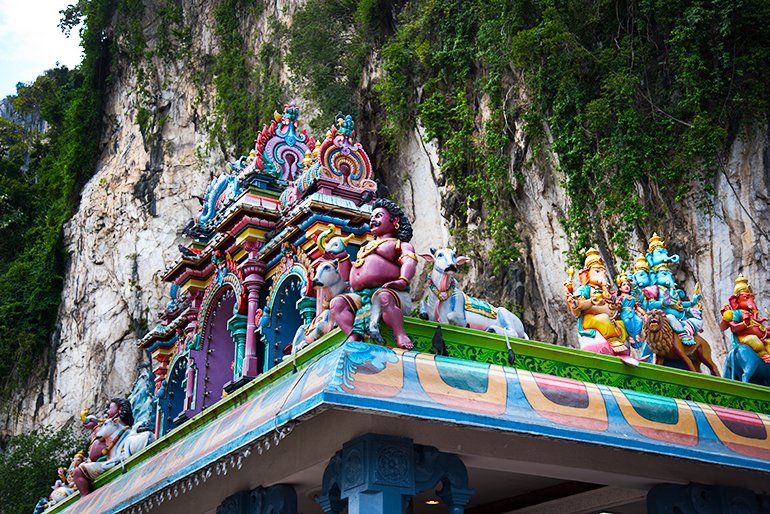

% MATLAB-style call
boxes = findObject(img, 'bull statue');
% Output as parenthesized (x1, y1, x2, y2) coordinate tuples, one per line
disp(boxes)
(419, 247, 528, 339)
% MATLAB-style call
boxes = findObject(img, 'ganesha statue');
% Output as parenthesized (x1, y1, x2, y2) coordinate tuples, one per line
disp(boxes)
(721, 274, 770, 362)
(565, 248, 635, 364)
(721, 275, 770, 384)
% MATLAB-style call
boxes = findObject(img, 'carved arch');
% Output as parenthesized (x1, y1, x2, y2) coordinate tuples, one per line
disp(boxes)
(194, 259, 248, 351)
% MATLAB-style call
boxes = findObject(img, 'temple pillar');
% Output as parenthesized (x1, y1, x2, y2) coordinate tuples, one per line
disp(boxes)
(183, 291, 203, 412)
(239, 241, 266, 378)
(316, 433, 474, 514)
(184, 361, 196, 411)
(227, 313, 248, 379)
(297, 295, 317, 325)
(647, 483, 770, 513)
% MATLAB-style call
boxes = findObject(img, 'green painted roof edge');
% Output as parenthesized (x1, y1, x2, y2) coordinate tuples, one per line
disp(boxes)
(399, 318, 770, 414)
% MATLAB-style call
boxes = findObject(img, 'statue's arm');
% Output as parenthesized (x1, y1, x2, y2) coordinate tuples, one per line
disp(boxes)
(565, 291, 591, 317)
(383, 242, 417, 290)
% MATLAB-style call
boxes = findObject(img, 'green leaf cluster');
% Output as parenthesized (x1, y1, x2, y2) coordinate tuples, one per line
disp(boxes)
(0, 427, 88, 514)
(508, 0, 770, 263)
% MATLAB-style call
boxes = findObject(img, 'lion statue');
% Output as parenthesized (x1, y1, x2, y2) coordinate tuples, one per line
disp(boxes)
(642, 309, 719, 375)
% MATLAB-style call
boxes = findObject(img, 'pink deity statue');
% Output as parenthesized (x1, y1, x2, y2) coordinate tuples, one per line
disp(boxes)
(329, 198, 417, 349)
(721, 274, 770, 363)
(72, 398, 135, 495)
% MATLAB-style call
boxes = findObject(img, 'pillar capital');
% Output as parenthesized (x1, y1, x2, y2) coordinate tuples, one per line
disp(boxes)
(317, 433, 474, 514)
(216, 484, 297, 514)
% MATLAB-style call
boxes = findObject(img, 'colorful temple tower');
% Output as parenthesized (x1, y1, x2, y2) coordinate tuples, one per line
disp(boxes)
(139, 106, 377, 436)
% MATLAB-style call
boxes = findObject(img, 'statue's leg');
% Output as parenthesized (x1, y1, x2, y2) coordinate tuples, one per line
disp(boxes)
(667, 315, 694, 345)
(419, 298, 429, 320)
(743, 354, 759, 383)
(377, 290, 413, 350)
(739, 335, 770, 362)
(330, 296, 362, 341)
(694, 340, 720, 376)
(368, 295, 385, 345)
(72, 465, 92, 496)
(671, 342, 698, 372)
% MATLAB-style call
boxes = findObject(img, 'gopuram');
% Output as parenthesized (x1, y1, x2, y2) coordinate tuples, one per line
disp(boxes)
(35, 106, 770, 514)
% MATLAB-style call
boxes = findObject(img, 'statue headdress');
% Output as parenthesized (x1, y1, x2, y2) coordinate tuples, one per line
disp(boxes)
(615, 272, 630, 287)
(647, 232, 665, 253)
(633, 254, 649, 272)
(582, 248, 604, 270)
(734, 274, 752, 295)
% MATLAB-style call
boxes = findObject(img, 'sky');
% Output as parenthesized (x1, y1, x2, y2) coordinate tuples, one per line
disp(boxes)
(0, 0, 83, 98)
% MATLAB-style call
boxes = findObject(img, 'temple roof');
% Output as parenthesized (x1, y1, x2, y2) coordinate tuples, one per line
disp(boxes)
(49, 320, 770, 514)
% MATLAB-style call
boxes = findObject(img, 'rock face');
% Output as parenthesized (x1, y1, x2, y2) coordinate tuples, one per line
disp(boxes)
(4, 1, 770, 434)
(0, 97, 47, 134)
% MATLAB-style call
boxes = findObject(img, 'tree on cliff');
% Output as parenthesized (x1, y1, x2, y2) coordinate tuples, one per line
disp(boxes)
(0, 427, 87, 514)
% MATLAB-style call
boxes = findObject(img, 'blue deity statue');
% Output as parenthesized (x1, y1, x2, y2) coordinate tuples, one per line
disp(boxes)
(645, 233, 681, 269)
(616, 272, 644, 343)
(642, 234, 702, 346)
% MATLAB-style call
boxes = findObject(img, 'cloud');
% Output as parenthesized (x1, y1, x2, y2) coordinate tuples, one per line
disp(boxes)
(0, 0, 82, 98)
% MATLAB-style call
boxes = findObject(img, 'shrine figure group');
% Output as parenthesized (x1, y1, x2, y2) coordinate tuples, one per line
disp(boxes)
(564, 234, 718, 374)
(294, 199, 529, 354)
(34, 397, 155, 512)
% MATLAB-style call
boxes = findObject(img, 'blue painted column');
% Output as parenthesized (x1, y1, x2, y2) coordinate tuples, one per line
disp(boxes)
(647, 483, 770, 513)
(317, 433, 475, 514)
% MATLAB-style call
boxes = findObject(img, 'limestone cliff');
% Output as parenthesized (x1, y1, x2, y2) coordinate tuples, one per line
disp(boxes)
(4, 0, 770, 435)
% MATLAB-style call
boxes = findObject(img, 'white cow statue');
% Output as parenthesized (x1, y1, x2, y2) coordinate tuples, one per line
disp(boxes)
(419, 247, 528, 339)
(290, 258, 349, 354)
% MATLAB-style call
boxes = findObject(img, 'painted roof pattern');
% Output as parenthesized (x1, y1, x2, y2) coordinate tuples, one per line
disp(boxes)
(55, 340, 770, 514)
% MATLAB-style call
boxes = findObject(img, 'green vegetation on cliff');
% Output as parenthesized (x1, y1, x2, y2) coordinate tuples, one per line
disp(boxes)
(287, 0, 770, 266)
(212, 0, 285, 152)
(2, 0, 769, 396)
(0, 0, 115, 396)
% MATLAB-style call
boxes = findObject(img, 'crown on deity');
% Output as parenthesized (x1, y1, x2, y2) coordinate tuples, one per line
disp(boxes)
(734, 274, 753, 295)
(615, 272, 630, 286)
(647, 232, 666, 253)
(633, 254, 649, 272)
(583, 248, 604, 270)
(652, 262, 670, 272)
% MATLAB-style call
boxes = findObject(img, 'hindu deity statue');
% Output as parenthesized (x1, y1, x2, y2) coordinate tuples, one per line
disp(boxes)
(631, 254, 653, 302)
(32, 450, 87, 512)
(720, 274, 770, 363)
(564, 248, 630, 356)
(642, 234, 703, 346)
(616, 271, 645, 344)
(72, 397, 154, 495)
(329, 198, 417, 349)
(645, 232, 681, 269)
